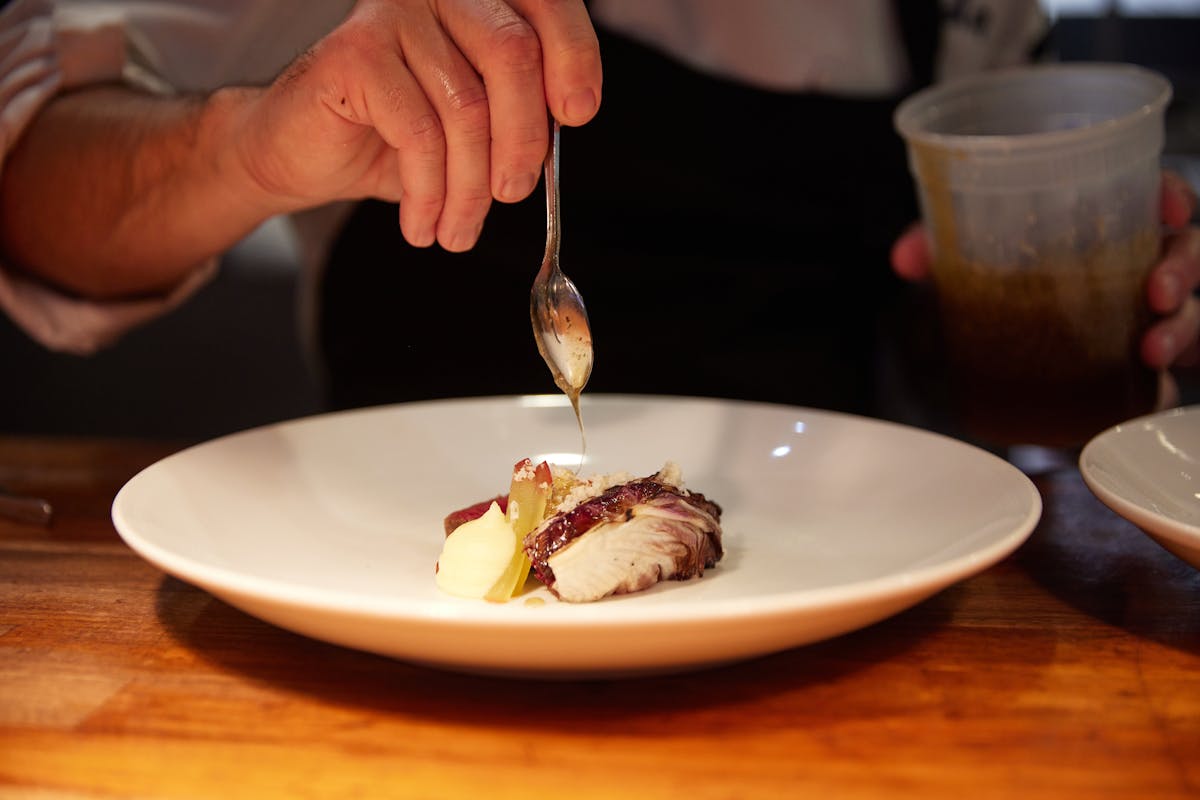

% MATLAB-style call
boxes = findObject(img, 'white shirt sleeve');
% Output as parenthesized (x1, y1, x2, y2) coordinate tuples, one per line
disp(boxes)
(938, 0, 1048, 81)
(0, 0, 354, 355)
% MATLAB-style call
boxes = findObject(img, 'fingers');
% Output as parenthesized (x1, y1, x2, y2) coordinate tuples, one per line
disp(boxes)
(1142, 294, 1200, 369)
(301, 0, 601, 251)
(1147, 226, 1200, 315)
(356, 0, 600, 248)
(1142, 225, 1200, 369)
(392, 3, 496, 250)
(366, 61, 451, 248)
(436, 0, 550, 206)
(443, 0, 601, 205)
(890, 222, 932, 281)
(509, 0, 602, 127)
(400, 0, 601, 244)
(316, 3, 453, 248)
(1161, 170, 1198, 229)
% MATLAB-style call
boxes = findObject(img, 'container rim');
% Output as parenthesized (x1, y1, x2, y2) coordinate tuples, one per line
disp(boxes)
(893, 62, 1172, 153)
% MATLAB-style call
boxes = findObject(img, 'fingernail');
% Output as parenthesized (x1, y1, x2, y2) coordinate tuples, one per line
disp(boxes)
(408, 227, 436, 248)
(563, 88, 597, 123)
(499, 173, 538, 202)
(446, 224, 482, 253)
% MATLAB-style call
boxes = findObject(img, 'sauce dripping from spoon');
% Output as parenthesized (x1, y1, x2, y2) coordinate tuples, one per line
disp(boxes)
(531, 120, 593, 464)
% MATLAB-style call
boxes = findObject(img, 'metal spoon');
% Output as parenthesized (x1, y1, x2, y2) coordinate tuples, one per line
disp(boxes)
(0, 488, 53, 526)
(531, 120, 593, 433)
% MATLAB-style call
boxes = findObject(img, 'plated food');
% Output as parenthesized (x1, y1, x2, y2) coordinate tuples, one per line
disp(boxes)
(438, 459, 724, 603)
(111, 395, 1042, 676)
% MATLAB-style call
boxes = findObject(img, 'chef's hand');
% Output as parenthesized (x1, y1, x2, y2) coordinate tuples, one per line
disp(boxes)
(889, 170, 1200, 378)
(231, 0, 601, 252)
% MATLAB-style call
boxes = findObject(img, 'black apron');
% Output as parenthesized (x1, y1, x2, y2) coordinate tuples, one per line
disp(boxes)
(317, 11, 937, 415)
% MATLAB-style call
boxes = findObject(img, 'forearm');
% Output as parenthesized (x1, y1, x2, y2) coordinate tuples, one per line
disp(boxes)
(0, 84, 279, 300)
(0, 0, 604, 300)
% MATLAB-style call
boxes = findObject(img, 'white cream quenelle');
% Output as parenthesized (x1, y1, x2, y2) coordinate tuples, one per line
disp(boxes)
(435, 501, 519, 600)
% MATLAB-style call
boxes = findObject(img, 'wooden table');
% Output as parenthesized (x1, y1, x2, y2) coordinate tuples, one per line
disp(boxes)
(2, 435, 1198, 799)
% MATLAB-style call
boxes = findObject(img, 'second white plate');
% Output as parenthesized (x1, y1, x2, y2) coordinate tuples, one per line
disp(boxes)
(1081, 405, 1200, 569)
(112, 395, 1041, 678)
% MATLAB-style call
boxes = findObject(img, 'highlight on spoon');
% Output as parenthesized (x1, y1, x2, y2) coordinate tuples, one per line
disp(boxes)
(546, 273, 592, 386)
(544, 322, 591, 392)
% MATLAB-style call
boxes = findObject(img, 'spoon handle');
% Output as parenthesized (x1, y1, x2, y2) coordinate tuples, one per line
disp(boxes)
(543, 120, 561, 266)
(0, 491, 53, 526)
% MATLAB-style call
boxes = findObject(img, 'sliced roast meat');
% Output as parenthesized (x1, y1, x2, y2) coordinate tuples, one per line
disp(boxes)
(524, 476, 723, 602)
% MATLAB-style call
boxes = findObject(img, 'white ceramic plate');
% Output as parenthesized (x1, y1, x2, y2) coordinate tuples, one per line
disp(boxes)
(1080, 405, 1200, 569)
(112, 395, 1041, 678)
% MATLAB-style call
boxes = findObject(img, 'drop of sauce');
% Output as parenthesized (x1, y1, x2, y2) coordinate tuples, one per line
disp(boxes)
(540, 316, 591, 468)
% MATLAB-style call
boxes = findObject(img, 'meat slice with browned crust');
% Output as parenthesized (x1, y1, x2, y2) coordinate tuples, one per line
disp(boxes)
(523, 473, 723, 603)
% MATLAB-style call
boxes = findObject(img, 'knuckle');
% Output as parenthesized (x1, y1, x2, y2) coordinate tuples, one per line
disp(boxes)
(445, 83, 489, 117)
(436, 79, 501, 151)
(443, 85, 493, 145)
(323, 23, 386, 73)
(455, 190, 494, 213)
(494, 122, 547, 167)
(405, 188, 445, 215)
(275, 46, 318, 89)
(403, 107, 447, 149)
(488, 17, 543, 72)
(497, 118, 545, 148)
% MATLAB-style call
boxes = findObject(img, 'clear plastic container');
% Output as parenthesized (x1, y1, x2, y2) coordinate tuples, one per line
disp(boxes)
(894, 63, 1172, 447)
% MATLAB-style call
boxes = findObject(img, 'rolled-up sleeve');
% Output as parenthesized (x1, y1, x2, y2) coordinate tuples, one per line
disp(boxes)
(0, 0, 217, 355)
(0, 0, 352, 354)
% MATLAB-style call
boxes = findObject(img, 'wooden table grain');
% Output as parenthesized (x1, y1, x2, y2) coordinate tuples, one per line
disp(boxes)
(1, 435, 1198, 799)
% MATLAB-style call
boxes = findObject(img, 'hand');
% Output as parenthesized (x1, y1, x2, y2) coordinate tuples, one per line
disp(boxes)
(889, 171, 1200, 373)
(231, 0, 602, 252)
(1142, 171, 1200, 370)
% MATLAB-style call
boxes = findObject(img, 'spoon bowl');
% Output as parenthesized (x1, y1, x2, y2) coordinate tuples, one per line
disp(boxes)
(531, 121, 593, 410)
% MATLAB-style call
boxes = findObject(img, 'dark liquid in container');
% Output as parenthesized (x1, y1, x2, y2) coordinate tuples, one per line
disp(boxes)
(934, 233, 1159, 448)
(945, 355, 1157, 448)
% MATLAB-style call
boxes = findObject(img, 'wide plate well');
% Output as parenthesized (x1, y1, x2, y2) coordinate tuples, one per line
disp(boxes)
(113, 395, 1041, 678)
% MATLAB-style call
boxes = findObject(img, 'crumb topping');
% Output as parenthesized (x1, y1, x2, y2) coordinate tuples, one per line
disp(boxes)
(547, 461, 685, 514)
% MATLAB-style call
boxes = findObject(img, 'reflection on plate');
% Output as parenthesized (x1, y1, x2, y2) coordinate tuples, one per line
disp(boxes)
(1080, 405, 1200, 569)
(112, 395, 1041, 678)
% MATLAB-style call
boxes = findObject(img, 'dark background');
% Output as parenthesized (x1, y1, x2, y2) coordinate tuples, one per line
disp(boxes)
(3, 4, 1199, 440)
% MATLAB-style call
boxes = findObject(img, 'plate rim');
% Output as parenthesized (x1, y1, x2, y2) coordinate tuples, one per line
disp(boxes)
(1079, 404, 1200, 547)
